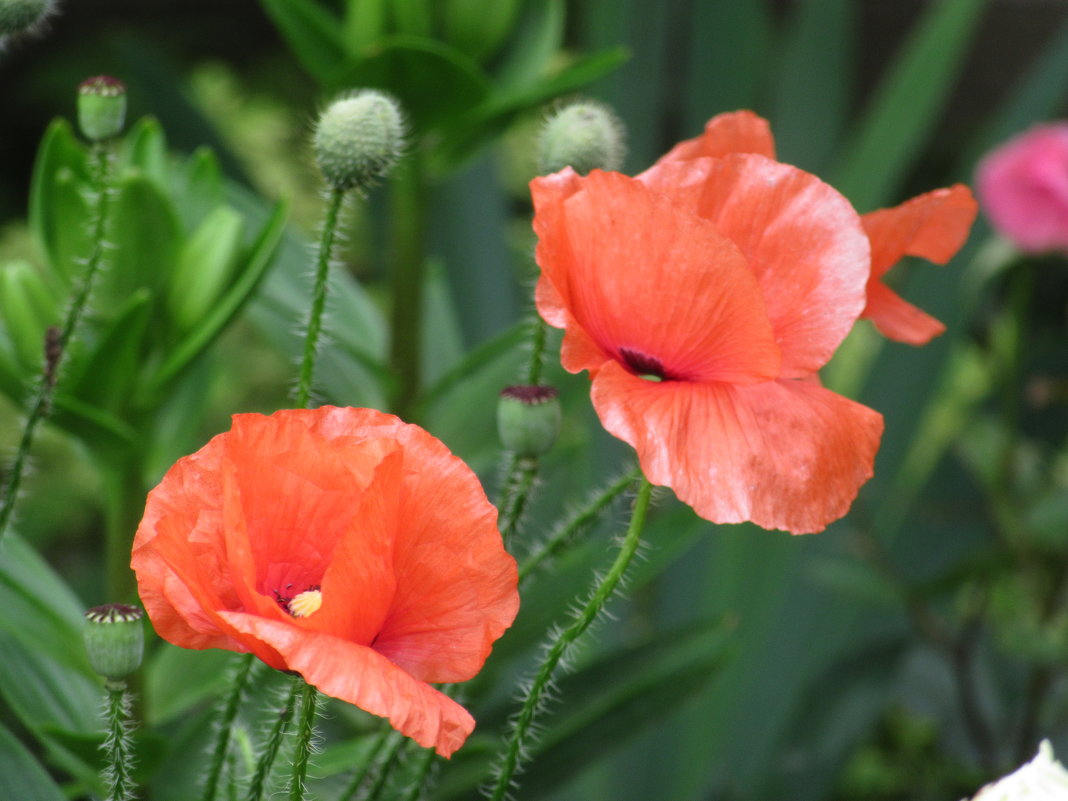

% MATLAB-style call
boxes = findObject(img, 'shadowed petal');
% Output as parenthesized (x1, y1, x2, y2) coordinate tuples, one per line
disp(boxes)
(219, 613, 474, 757)
(864, 281, 946, 345)
(590, 361, 883, 534)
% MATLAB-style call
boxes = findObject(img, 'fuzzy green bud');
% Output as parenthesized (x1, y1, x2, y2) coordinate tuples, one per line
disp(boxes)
(498, 385, 562, 458)
(0, 0, 54, 36)
(538, 101, 625, 176)
(84, 604, 144, 684)
(314, 90, 405, 191)
(77, 76, 126, 142)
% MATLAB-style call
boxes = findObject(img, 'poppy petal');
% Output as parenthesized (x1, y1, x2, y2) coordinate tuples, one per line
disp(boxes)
(367, 420, 520, 683)
(862, 184, 977, 280)
(218, 612, 474, 758)
(533, 170, 781, 383)
(864, 281, 946, 345)
(590, 361, 883, 534)
(639, 154, 870, 377)
(655, 110, 776, 163)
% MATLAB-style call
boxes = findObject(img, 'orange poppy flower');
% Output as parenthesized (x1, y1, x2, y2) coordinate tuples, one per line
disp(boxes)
(531, 116, 886, 534)
(659, 110, 978, 345)
(131, 406, 519, 757)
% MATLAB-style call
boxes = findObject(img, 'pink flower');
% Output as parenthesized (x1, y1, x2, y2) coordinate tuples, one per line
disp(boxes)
(976, 123, 1068, 253)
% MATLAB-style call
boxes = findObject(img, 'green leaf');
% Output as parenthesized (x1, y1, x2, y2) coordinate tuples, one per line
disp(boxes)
(417, 320, 527, 415)
(390, 0, 433, 38)
(147, 200, 287, 396)
(144, 644, 235, 726)
(0, 260, 60, 371)
(118, 117, 170, 191)
(167, 206, 245, 332)
(104, 172, 182, 318)
(442, 0, 522, 62)
(50, 393, 138, 457)
(830, 0, 990, 210)
(63, 289, 153, 410)
(0, 722, 67, 801)
(174, 146, 225, 232)
(259, 0, 350, 84)
(344, 0, 389, 53)
(494, 0, 566, 91)
(335, 35, 491, 131)
(27, 119, 91, 287)
(0, 533, 100, 741)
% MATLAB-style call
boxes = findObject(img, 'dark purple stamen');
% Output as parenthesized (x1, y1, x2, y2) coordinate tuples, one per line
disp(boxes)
(619, 347, 673, 381)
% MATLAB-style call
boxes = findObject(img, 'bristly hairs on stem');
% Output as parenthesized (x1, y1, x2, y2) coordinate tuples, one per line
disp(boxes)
(286, 681, 322, 801)
(101, 684, 137, 801)
(0, 142, 114, 542)
(200, 653, 259, 801)
(243, 675, 301, 801)
(485, 478, 654, 801)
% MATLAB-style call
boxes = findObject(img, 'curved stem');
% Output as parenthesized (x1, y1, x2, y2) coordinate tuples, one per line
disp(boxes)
(489, 478, 654, 801)
(244, 677, 300, 801)
(498, 455, 539, 543)
(294, 187, 345, 410)
(0, 145, 112, 541)
(201, 654, 256, 801)
(519, 467, 642, 584)
(288, 681, 320, 801)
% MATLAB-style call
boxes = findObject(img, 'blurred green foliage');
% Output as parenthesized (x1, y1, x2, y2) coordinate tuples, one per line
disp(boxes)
(1, 1, 1068, 800)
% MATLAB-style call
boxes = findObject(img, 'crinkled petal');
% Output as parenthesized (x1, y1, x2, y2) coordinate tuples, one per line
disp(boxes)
(590, 361, 883, 534)
(218, 612, 474, 757)
(655, 110, 776, 163)
(369, 419, 520, 683)
(533, 170, 781, 383)
(639, 155, 870, 377)
(864, 281, 946, 346)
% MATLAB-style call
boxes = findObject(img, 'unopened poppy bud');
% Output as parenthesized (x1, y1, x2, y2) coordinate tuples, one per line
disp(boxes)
(314, 90, 405, 191)
(77, 76, 126, 142)
(538, 101, 625, 176)
(0, 0, 54, 35)
(498, 385, 561, 457)
(84, 604, 143, 683)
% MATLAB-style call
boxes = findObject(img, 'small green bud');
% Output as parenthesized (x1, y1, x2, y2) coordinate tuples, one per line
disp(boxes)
(77, 76, 126, 142)
(314, 90, 405, 191)
(84, 604, 144, 684)
(538, 101, 625, 176)
(498, 385, 562, 458)
(0, 0, 54, 36)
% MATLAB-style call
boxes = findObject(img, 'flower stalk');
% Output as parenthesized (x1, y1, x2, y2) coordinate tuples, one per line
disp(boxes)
(489, 477, 654, 801)
(201, 654, 256, 801)
(244, 676, 299, 801)
(288, 681, 320, 801)
(103, 684, 137, 801)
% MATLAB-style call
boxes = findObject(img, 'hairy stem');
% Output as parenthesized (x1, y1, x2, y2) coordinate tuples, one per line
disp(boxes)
(498, 455, 539, 543)
(0, 145, 112, 542)
(244, 677, 300, 801)
(288, 682, 320, 801)
(201, 654, 256, 801)
(295, 187, 345, 409)
(103, 684, 136, 801)
(489, 478, 654, 801)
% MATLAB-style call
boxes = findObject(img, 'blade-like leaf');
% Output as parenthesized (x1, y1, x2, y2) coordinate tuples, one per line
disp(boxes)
(167, 205, 245, 332)
(0, 722, 67, 801)
(259, 0, 350, 83)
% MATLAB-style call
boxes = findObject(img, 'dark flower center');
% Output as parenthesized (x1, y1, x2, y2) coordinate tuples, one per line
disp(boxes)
(619, 347, 673, 382)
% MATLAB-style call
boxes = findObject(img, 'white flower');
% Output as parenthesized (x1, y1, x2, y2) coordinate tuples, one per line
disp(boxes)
(970, 741, 1068, 801)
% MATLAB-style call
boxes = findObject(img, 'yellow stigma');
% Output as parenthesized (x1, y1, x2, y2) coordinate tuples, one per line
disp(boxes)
(288, 589, 322, 618)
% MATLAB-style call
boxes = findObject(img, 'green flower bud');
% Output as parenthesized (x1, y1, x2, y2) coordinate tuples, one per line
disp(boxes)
(498, 385, 562, 458)
(538, 101, 625, 176)
(77, 76, 127, 142)
(84, 604, 144, 684)
(314, 90, 405, 191)
(0, 0, 54, 36)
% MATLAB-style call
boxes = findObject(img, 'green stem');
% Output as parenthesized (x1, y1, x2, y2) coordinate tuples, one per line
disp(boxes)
(337, 729, 395, 801)
(288, 682, 320, 801)
(498, 455, 539, 543)
(361, 731, 406, 801)
(103, 684, 136, 801)
(0, 145, 112, 542)
(489, 478, 654, 801)
(295, 187, 345, 410)
(388, 152, 428, 419)
(102, 458, 147, 603)
(524, 315, 548, 386)
(397, 744, 436, 801)
(519, 466, 642, 584)
(201, 654, 256, 801)
(244, 677, 300, 801)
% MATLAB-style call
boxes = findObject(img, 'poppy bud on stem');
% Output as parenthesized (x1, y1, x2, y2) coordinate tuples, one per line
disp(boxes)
(538, 100, 625, 176)
(77, 76, 126, 142)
